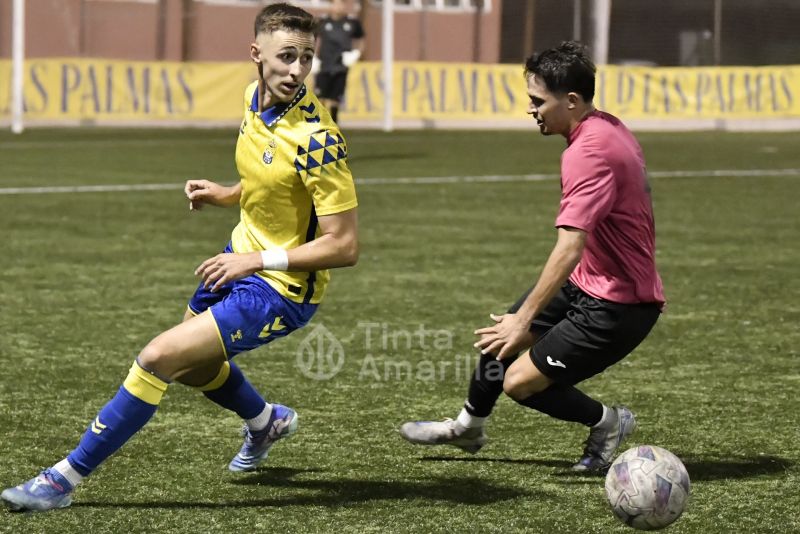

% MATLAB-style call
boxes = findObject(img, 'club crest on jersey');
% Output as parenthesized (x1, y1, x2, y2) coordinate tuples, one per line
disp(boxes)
(263, 139, 277, 165)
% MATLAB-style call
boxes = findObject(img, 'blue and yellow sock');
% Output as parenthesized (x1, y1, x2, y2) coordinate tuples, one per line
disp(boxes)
(200, 361, 267, 421)
(66, 361, 169, 476)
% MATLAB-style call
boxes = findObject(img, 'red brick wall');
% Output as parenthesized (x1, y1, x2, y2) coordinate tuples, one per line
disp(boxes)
(0, 0, 502, 63)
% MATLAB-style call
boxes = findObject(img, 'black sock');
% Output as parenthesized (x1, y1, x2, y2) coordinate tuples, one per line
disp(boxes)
(463, 286, 535, 418)
(515, 383, 604, 426)
(464, 353, 516, 417)
(331, 106, 339, 122)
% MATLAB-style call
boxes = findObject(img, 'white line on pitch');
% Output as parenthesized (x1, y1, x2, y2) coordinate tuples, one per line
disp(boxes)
(0, 183, 184, 194)
(0, 168, 798, 195)
(0, 139, 235, 150)
(356, 168, 800, 185)
(648, 168, 800, 178)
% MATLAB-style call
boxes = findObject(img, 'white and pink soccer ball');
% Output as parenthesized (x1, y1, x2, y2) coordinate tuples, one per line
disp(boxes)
(605, 445, 691, 530)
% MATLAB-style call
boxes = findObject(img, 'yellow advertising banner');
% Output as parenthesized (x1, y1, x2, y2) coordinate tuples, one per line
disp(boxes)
(342, 62, 524, 119)
(0, 58, 254, 121)
(344, 63, 800, 120)
(596, 65, 797, 118)
(1, 58, 798, 123)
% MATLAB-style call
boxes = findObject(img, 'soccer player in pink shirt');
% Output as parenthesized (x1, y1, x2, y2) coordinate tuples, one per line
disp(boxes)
(400, 41, 665, 472)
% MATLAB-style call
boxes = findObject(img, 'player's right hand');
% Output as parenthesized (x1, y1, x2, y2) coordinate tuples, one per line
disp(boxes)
(195, 251, 262, 292)
(474, 313, 534, 360)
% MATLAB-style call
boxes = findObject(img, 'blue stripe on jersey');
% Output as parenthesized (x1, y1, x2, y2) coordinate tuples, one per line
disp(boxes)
(303, 206, 318, 304)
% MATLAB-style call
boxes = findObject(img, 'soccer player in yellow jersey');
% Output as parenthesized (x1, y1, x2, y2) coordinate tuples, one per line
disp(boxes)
(2, 3, 358, 512)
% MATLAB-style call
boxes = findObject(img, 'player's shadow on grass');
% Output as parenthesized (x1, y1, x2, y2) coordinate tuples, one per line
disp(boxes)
(76, 466, 537, 509)
(420, 454, 794, 483)
(675, 454, 792, 482)
(421, 455, 574, 469)
(230, 466, 535, 506)
(420, 455, 603, 484)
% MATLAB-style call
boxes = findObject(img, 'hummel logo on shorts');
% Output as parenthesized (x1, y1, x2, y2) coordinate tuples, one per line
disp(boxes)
(546, 355, 567, 368)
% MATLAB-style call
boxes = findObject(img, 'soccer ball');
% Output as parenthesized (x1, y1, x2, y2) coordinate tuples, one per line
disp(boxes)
(605, 445, 691, 530)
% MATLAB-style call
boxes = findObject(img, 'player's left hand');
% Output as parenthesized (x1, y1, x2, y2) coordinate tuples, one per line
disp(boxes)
(474, 313, 534, 360)
(195, 252, 261, 292)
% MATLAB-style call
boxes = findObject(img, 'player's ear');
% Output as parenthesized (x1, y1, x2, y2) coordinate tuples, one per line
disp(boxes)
(250, 42, 261, 64)
(566, 91, 580, 109)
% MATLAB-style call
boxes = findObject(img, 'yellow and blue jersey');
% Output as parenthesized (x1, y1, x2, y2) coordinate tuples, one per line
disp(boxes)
(230, 81, 358, 304)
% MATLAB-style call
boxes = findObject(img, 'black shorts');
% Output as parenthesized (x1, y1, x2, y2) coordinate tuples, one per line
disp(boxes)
(508, 282, 661, 385)
(314, 70, 348, 101)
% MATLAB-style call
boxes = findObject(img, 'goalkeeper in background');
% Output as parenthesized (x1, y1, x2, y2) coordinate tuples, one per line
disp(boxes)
(313, 0, 365, 122)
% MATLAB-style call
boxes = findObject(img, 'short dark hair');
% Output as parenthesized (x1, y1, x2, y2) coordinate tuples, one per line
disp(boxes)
(524, 41, 596, 102)
(254, 3, 317, 37)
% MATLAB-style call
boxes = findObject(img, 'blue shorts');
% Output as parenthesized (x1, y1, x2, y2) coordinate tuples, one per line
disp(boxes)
(188, 245, 317, 358)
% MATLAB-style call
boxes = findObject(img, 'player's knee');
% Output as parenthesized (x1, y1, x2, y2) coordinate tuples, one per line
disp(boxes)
(503, 368, 550, 401)
(136, 342, 173, 377)
(503, 372, 530, 401)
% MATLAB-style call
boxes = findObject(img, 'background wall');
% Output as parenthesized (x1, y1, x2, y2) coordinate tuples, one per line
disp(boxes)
(0, 0, 502, 63)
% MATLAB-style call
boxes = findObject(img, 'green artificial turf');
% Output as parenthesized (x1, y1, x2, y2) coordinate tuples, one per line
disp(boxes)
(0, 128, 797, 533)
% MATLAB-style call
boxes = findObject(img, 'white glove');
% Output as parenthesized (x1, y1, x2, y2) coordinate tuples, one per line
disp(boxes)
(311, 55, 321, 76)
(341, 49, 361, 68)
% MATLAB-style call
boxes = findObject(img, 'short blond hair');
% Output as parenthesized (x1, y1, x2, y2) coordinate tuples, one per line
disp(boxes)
(254, 3, 317, 37)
